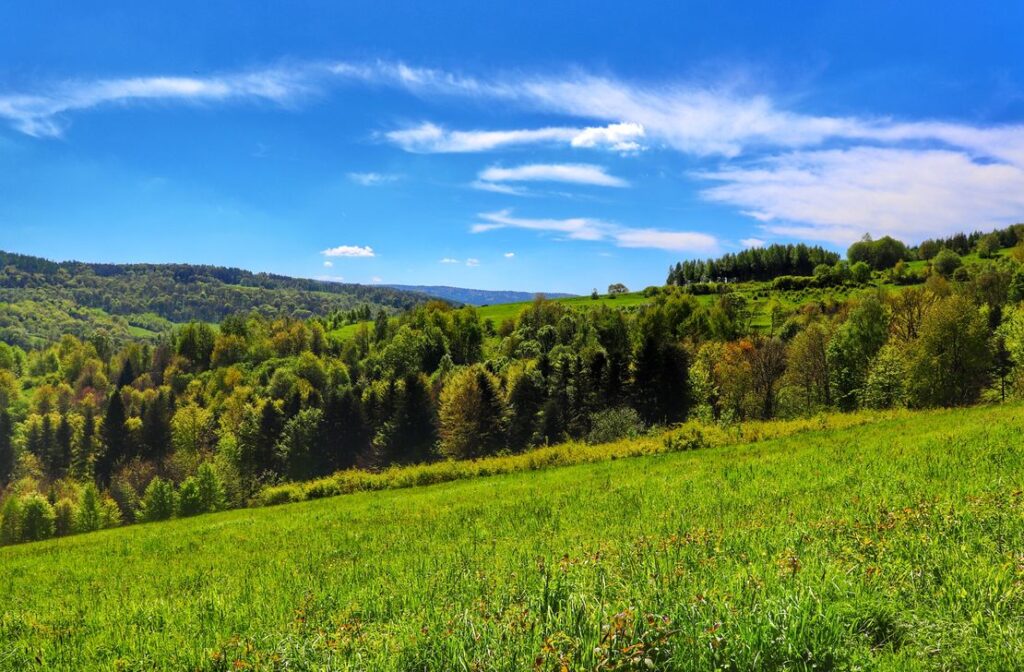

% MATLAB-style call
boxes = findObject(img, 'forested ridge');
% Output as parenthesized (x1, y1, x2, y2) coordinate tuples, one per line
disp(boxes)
(0, 250, 431, 349)
(2, 226, 1024, 546)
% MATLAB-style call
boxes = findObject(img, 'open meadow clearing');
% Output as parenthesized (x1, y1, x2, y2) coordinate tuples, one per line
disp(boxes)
(2, 403, 1023, 670)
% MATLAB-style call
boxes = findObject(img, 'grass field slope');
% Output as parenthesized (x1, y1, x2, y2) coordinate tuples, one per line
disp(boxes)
(2, 403, 1023, 670)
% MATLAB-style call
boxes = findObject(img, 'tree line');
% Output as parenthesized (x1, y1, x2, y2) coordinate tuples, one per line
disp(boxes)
(3, 234, 1024, 545)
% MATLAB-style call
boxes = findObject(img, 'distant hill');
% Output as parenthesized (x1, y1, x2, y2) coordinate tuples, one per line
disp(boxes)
(0, 250, 431, 349)
(387, 285, 575, 306)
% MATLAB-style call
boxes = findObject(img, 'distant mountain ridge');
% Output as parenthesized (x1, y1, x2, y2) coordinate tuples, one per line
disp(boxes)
(0, 249, 432, 348)
(387, 285, 576, 306)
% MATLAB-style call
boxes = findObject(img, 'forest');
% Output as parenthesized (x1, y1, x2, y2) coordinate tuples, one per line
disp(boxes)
(0, 251, 429, 349)
(2, 225, 1024, 546)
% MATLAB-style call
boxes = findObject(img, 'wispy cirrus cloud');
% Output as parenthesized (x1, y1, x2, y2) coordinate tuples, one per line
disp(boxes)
(472, 209, 718, 253)
(0, 67, 319, 137)
(7, 59, 1024, 246)
(477, 163, 628, 188)
(321, 244, 375, 258)
(347, 171, 399, 186)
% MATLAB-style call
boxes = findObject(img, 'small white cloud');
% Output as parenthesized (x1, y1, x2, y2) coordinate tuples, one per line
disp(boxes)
(570, 122, 646, 153)
(478, 163, 628, 188)
(740, 238, 766, 248)
(504, 252, 515, 258)
(465, 258, 480, 267)
(470, 180, 531, 196)
(323, 260, 334, 268)
(440, 257, 460, 264)
(316, 274, 346, 282)
(347, 172, 399, 186)
(614, 228, 719, 253)
(370, 276, 383, 284)
(385, 122, 577, 153)
(322, 245, 375, 258)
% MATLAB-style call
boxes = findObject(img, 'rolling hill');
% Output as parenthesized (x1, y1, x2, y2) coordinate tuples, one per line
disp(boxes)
(0, 250, 432, 348)
(1, 402, 1021, 669)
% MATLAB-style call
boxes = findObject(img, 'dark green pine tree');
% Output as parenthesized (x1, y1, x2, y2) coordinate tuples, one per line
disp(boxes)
(632, 328, 691, 426)
(73, 404, 97, 480)
(141, 392, 174, 462)
(390, 374, 438, 464)
(255, 400, 284, 476)
(54, 414, 73, 479)
(96, 389, 128, 486)
(0, 409, 14, 486)
(320, 388, 368, 473)
(506, 369, 546, 452)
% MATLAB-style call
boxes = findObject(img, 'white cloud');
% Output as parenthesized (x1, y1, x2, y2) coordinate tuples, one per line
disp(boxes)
(570, 122, 646, 153)
(465, 258, 480, 267)
(469, 180, 532, 196)
(323, 260, 334, 268)
(347, 172, 398, 186)
(478, 163, 628, 188)
(370, 276, 383, 284)
(471, 209, 718, 253)
(614, 228, 719, 252)
(385, 122, 578, 153)
(700, 147, 1024, 245)
(384, 120, 649, 155)
(316, 274, 346, 282)
(504, 251, 515, 258)
(440, 257, 460, 264)
(740, 238, 766, 248)
(0, 68, 317, 137)
(321, 245, 375, 258)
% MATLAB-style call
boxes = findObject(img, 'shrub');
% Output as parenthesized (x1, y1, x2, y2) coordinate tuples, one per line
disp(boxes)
(19, 494, 56, 542)
(932, 249, 962, 278)
(138, 477, 176, 522)
(100, 496, 122, 529)
(196, 463, 226, 513)
(586, 407, 645, 444)
(663, 427, 708, 452)
(176, 477, 203, 517)
(76, 483, 103, 533)
(0, 496, 22, 544)
(53, 498, 78, 536)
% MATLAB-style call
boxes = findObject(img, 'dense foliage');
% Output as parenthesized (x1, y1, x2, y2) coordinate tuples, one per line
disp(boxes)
(0, 250, 429, 349)
(667, 243, 840, 284)
(4, 228, 1024, 547)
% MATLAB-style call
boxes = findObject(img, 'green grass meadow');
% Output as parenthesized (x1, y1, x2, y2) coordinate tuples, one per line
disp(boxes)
(3, 404, 1024, 670)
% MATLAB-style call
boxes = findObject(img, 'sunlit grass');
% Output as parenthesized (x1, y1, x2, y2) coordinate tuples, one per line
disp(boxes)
(2, 403, 1023, 669)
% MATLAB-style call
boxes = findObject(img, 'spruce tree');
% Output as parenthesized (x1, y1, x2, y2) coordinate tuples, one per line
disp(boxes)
(97, 389, 127, 486)
(0, 409, 14, 487)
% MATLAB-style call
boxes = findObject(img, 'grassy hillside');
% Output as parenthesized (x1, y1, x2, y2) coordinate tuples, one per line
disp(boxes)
(2, 403, 1023, 670)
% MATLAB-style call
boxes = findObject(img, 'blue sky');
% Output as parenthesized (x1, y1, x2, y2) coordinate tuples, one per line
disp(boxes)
(1, 2, 1023, 293)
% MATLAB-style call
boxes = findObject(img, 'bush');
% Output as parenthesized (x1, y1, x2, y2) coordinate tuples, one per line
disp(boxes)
(196, 463, 226, 513)
(19, 494, 56, 542)
(176, 477, 203, 517)
(586, 407, 645, 444)
(138, 477, 176, 522)
(932, 249, 962, 278)
(53, 498, 78, 536)
(0, 496, 22, 544)
(663, 427, 708, 452)
(256, 483, 305, 507)
(76, 483, 103, 533)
